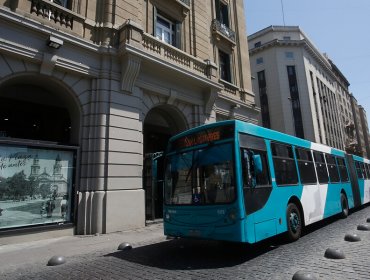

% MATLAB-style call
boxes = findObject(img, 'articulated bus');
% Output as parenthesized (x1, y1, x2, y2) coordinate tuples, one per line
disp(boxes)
(163, 120, 370, 243)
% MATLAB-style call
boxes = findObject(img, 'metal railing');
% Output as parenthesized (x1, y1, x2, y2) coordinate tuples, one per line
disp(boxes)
(211, 19, 235, 42)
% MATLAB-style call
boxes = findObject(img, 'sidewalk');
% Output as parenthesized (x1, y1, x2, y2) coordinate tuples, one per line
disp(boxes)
(0, 222, 166, 273)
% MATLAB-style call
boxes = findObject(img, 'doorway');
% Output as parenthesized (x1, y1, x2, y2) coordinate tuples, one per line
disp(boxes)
(143, 105, 187, 220)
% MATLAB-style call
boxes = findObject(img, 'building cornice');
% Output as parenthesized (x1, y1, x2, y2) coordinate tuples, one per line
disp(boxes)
(249, 38, 336, 81)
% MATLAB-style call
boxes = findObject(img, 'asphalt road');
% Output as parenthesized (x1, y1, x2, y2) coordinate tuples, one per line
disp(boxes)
(2, 205, 370, 279)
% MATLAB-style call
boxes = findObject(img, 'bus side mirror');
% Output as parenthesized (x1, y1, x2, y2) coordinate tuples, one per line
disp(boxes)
(253, 155, 263, 175)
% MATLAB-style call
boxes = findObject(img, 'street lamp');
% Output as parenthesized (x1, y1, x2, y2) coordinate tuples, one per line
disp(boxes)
(47, 35, 63, 49)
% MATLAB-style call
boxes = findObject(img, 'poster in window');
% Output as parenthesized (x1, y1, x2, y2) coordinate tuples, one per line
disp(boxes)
(0, 145, 74, 229)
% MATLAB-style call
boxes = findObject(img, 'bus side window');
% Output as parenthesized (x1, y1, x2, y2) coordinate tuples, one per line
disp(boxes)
(296, 148, 316, 184)
(360, 162, 367, 179)
(241, 148, 270, 188)
(271, 142, 298, 186)
(355, 161, 364, 179)
(366, 163, 370, 179)
(337, 157, 349, 182)
(313, 151, 329, 183)
(325, 154, 340, 183)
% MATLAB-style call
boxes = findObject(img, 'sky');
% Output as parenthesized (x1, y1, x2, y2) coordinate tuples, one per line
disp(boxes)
(244, 0, 370, 125)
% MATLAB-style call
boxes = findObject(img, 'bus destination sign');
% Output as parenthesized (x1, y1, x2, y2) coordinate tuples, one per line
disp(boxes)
(171, 124, 234, 150)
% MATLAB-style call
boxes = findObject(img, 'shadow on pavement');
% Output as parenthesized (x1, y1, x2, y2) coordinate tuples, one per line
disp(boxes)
(105, 237, 279, 270)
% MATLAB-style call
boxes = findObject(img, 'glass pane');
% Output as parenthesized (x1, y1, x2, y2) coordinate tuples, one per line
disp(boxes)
(155, 27, 162, 40)
(296, 148, 316, 184)
(273, 158, 298, 185)
(0, 145, 74, 230)
(316, 162, 329, 183)
(157, 16, 170, 28)
(328, 163, 340, 183)
(163, 31, 171, 44)
(164, 143, 235, 205)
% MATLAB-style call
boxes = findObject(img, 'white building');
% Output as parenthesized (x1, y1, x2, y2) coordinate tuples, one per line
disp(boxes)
(248, 26, 349, 150)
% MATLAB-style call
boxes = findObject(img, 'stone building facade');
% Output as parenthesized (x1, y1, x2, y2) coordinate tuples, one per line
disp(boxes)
(359, 106, 370, 158)
(248, 25, 369, 155)
(0, 0, 258, 238)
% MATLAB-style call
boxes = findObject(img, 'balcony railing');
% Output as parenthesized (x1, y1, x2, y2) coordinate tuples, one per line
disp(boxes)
(30, 0, 72, 29)
(211, 19, 235, 43)
(28, 0, 84, 34)
(142, 33, 208, 77)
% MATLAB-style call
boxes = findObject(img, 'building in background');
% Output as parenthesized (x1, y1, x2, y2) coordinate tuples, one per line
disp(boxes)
(0, 0, 258, 239)
(350, 97, 370, 158)
(248, 25, 369, 156)
(329, 60, 359, 155)
(359, 106, 370, 158)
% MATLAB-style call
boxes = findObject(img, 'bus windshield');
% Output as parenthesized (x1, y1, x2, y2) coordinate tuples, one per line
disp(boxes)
(164, 143, 235, 205)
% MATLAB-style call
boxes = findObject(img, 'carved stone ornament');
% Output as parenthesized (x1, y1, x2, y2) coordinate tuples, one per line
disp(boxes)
(121, 54, 141, 93)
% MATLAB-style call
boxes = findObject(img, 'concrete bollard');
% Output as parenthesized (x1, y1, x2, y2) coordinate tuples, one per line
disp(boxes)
(324, 248, 345, 259)
(344, 233, 361, 242)
(357, 224, 370, 231)
(47, 255, 66, 266)
(292, 270, 318, 280)
(117, 242, 132, 251)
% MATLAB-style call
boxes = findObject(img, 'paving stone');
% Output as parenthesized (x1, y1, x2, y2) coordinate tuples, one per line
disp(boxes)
(2, 207, 370, 279)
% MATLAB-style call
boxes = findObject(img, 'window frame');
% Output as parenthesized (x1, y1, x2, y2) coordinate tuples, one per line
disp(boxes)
(219, 49, 232, 83)
(240, 134, 271, 188)
(295, 148, 317, 185)
(52, 0, 69, 8)
(215, 0, 230, 27)
(271, 142, 298, 186)
(336, 157, 349, 182)
(366, 163, 370, 179)
(313, 151, 329, 184)
(325, 154, 340, 183)
(155, 13, 176, 45)
(153, 8, 182, 49)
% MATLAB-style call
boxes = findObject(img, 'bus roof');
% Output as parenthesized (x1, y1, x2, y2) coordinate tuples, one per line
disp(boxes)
(169, 120, 354, 158)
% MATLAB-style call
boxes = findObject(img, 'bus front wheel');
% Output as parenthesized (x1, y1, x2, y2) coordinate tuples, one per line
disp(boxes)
(340, 193, 349, 218)
(286, 203, 302, 242)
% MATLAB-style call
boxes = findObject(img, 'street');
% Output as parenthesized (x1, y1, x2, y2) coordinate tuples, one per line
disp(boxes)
(2, 206, 370, 279)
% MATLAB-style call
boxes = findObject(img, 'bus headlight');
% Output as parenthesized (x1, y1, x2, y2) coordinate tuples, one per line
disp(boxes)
(165, 213, 171, 220)
(228, 209, 237, 221)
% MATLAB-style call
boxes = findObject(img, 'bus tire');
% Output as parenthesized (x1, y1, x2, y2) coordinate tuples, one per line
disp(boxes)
(340, 193, 349, 218)
(286, 203, 302, 242)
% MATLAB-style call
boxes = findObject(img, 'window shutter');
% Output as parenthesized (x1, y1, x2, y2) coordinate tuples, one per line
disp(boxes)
(175, 22, 182, 49)
(153, 7, 157, 36)
(215, 0, 220, 20)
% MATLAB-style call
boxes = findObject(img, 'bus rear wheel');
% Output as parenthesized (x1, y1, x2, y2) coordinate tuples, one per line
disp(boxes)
(340, 193, 349, 218)
(286, 203, 302, 242)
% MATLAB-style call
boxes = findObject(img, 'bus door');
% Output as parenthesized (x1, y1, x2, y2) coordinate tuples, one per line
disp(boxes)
(239, 134, 274, 242)
(144, 152, 164, 220)
(345, 155, 362, 207)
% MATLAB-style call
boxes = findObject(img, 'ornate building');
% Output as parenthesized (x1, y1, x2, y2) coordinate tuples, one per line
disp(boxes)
(30, 155, 68, 197)
(0, 0, 257, 238)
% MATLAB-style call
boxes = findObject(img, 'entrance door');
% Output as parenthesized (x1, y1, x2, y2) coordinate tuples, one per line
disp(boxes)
(143, 106, 187, 220)
(144, 152, 164, 220)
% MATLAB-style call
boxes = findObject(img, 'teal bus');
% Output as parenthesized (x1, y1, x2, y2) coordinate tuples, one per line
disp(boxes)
(163, 120, 370, 243)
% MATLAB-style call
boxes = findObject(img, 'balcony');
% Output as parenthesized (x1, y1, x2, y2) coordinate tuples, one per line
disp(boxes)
(142, 33, 208, 77)
(211, 19, 236, 45)
(119, 20, 219, 85)
(4, 0, 86, 37)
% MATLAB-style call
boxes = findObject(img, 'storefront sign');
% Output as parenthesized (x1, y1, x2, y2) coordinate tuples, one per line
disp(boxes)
(0, 145, 75, 229)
